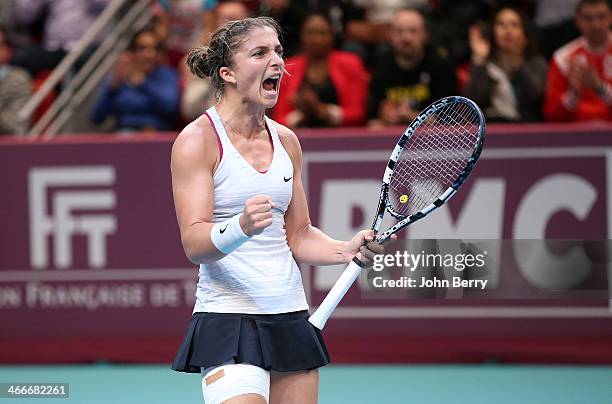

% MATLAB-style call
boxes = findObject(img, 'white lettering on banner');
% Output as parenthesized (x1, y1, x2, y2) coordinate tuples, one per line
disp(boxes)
(0, 281, 197, 310)
(0, 287, 22, 308)
(316, 179, 507, 291)
(150, 283, 181, 307)
(315, 174, 601, 293)
(25, 282, 146, 310)
(29, 166, 117, 269)
(316, 180, 380, 290)
(513, 174, 597, 238)
(407, 179, 506, 292)
(513, 174, 597, 289)
(407, 179, 506, 239)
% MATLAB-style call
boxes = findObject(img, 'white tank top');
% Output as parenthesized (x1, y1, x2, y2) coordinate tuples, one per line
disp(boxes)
(193, 106, 309, 314)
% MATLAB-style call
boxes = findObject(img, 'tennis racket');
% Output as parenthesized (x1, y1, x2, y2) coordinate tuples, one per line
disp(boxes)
(308, 96, 486, 329)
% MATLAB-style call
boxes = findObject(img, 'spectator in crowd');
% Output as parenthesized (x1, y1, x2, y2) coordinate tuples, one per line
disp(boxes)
(90, 28, 179, 132)
(367, 8, 457, 127)
(429, 0, 503, 64)
(543, 0, 611, 122)
(154, 0, 218, 67)
(0, 28, 32, 135)
(0, 0, 36, 49)
(345, 0, 429, 65)
(310, 0, 365, 44)
(259, 0, 365, 59)
(259, 0, 308, 58)
(272, 13, 369, 127)
(180, 1, 249, 121)
(534, 0, 581, 60)
(466, 7, 548, 122)
(11, 0, 110, 77)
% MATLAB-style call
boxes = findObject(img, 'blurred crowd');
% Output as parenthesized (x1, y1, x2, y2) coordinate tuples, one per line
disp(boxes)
(0, 0, 610, 135)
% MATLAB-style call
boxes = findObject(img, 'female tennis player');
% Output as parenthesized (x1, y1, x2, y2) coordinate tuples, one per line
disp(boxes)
(170, 17, 384, 404)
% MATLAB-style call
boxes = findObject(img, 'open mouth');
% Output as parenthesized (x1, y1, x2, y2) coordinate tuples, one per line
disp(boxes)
(262, 74, 281, 93)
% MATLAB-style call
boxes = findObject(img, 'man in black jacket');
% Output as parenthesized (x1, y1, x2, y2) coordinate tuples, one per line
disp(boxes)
(367, 8, 458, 127)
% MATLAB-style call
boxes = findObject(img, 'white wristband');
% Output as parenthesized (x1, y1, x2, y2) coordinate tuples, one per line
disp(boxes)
(210, 214, 251, 255)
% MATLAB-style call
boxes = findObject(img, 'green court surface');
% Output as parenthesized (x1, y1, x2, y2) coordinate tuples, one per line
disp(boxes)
(1, 364, 611, 403)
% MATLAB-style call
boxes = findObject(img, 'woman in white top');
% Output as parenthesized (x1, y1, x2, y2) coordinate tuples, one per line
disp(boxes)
(171, 17, 383, 404)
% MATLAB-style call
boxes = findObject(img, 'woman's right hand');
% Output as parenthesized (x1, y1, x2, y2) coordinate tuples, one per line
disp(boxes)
(469, 25, 490, 66)
(239, 195, 275, 236)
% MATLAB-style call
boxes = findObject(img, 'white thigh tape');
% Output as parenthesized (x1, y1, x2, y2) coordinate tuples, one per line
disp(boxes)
(201, 363, 270, 404)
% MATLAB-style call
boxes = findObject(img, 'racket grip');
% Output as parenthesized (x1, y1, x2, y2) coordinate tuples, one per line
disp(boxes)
(308, 260, 363, 330)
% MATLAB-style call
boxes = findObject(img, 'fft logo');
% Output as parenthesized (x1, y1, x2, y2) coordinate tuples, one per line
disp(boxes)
(28, 166, 117, 269)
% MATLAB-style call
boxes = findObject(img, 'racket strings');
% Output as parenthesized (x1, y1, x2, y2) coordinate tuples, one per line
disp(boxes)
(389, 102, 481, 216)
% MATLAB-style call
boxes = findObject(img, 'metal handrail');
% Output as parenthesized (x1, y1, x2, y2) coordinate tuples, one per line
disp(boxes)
(16, 0, 130, 136)
(43, 2, 153, 138)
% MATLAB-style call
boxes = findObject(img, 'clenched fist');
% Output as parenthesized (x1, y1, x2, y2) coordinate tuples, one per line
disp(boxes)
(239, 195, 276, 236)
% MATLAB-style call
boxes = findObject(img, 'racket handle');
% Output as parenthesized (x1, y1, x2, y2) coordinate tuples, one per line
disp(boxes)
(308, 260, 363, 330)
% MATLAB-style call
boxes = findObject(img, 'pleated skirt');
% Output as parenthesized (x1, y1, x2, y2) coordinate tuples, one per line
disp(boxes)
(172, 310, 330, 373)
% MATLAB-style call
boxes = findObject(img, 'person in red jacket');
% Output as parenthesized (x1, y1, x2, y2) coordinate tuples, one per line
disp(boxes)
(543, 0, 612, 121)
(272, 13, 368, 127)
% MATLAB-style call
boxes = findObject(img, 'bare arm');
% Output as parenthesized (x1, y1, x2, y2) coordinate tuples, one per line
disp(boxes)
(278, 124, 375, 266)
(171, 120, 222, 264)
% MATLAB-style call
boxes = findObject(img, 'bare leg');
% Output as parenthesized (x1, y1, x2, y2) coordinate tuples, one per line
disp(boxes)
(269, 369, 319, 404)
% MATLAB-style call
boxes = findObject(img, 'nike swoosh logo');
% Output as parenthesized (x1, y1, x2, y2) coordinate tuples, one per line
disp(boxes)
(284, 176, 292, 182)
(219, 225, 228, 234)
